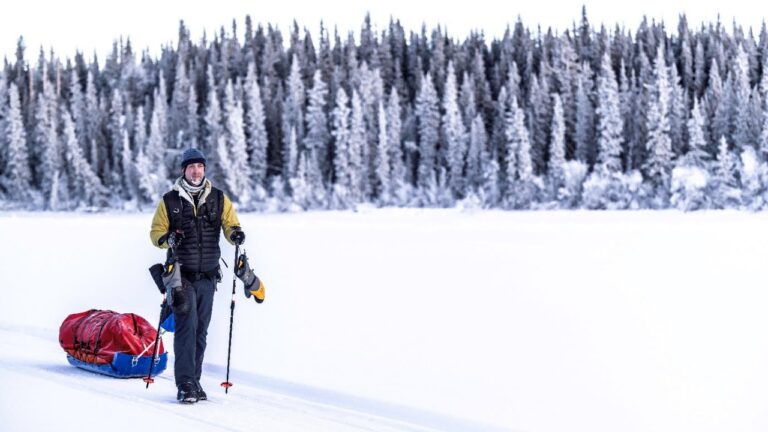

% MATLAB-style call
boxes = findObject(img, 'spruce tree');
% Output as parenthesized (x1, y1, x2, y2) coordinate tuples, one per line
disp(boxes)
(289, 151, 311, 210)
(282, 54, 305, 179)
(147, 92, 169, 182)
(595, 52, 623, 173)
(187, 81, 199, 150)
(170, 58, 191, 149)
(120, 117, 139, 203)
(69, 70, 88, 156)
(467, 114, 489, 193)
(748, 87, 763, 152)
(713, 73, 733, 152)
(134, 105, 147, 154)
(482, 158, 501, 207)
(683, 98, 710, 167)
(0, 72, 7, 190)
(149, 72, 169, 156)
(759, 54, 768, 160)
(133, 104, 162, 206)
(375, 100, 390, 203)
(305, 69, 330, 187)
(61, 107, 106, 207)
(704, 59, 725, 150)
(85, 68, 103, 173)
(713, 136, 741, 208)
(349, 90, 366, 202)
(356, 64, 385, 198)
(694, 39, 706, 99)
(645, 43, 674, 193)
(35, 65, 60, 208)
(135, 146, 160, 204)
(732, 44, 753, 150)
(630, 48, 653, 171)
(505, 98, 533, 207)
(668, 63, 688, 157)
(460, 71, 477, 131)
(490, 86, 509, 174)
(386, 89, 408, 205)
(204, 66, 224, 184)
(415, 73, 439, 195)
(678, 18, 694, 97)
(108, 90, 126, 196)
(528, 73, 551, 174)
(442, 61, 467, 198)
(331, 87, 351, 208)
(283, 126, 299, 197)
(618, 59, 633, 166)
(243, 63, 269, 191)
(553, 37, 579, 158)
(3, 84, 31, 202)
(549, 94, 566, 194)
(222, 79, 253, 204)
(574, 63, 595, 166)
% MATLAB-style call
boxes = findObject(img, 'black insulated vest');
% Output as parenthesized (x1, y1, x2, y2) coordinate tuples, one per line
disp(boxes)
(163, 188, 224, 273)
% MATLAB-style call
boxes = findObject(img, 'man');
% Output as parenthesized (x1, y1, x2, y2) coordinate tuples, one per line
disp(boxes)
(149, 148, 246, 403)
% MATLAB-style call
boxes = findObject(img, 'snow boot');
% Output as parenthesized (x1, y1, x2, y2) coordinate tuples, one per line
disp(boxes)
(177, 381, 199, 404)
(196, 381, 207, 401)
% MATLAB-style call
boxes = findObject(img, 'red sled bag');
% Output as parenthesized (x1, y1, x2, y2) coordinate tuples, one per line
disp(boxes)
(59, 309, 168, 378)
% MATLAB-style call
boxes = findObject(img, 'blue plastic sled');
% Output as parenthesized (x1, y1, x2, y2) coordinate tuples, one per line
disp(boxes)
(66, 352, 168, 378)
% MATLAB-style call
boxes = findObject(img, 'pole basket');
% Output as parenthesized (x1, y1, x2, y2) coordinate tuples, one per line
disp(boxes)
(221, 381, 233, 393)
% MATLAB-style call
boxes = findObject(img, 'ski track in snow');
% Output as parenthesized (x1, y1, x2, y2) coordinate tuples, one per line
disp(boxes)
(0, 325, 506, 432)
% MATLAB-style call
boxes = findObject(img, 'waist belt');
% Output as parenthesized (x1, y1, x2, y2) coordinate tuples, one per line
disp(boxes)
(181, 268, 218, 281)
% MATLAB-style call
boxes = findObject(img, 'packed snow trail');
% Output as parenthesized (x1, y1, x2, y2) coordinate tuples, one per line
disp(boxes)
(0, 325, 505, 432)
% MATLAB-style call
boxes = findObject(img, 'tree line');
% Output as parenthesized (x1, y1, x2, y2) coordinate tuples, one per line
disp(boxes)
(2, 9, 768, 211)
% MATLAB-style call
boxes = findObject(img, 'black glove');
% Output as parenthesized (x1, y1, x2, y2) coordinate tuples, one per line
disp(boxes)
(164, 230, 184, 249)
(230, 227, 245, 245)
(149, 263, 166, 294)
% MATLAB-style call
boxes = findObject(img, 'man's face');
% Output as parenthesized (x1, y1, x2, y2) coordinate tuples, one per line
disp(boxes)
(183, 162, 205, 186)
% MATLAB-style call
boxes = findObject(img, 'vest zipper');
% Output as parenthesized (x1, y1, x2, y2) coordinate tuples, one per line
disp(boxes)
(196, 205, 203, 272)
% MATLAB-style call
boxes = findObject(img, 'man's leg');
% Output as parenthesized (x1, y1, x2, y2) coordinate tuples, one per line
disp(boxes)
(194, 276, 216, 382)
(173, 282, 199, 387)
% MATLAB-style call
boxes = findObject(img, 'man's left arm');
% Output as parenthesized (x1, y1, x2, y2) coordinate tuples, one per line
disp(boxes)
(150, 199, 171, 248)
(221, 194, 242, 245)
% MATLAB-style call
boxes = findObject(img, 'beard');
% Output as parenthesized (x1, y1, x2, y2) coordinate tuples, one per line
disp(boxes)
(185, 175, 204, 186)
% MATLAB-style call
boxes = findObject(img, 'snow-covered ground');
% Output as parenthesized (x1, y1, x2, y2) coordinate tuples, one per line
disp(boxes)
(1, 209, 768, 432)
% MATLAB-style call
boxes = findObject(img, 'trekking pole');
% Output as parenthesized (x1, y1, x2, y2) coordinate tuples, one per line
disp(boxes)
(144, 300, 167, 388)
(221, 244, 239, 393)
(144, 232, 181, 388)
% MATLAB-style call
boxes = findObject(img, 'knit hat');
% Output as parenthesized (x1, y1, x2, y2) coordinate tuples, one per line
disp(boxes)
(180, 148, 206, 169)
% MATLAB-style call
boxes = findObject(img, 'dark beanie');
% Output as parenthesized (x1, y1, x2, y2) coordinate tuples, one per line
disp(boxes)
(181, 148, 206, 169)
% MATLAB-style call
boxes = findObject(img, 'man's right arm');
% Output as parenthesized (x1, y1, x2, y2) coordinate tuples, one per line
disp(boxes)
(150, 200, 170, 249)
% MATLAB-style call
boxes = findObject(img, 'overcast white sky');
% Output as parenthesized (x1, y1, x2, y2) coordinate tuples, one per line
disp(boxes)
(1, 0, 766, 62)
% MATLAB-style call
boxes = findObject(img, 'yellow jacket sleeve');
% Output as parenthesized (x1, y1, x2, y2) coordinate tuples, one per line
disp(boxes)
(150, 199, 170, 248)
(221, 194, 241, 245)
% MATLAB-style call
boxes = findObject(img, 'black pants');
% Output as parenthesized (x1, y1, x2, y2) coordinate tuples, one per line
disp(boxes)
(172, 275, 215, 387)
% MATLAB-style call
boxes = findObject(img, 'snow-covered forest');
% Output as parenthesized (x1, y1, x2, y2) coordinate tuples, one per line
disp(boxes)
(3, 9, 768, 211)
